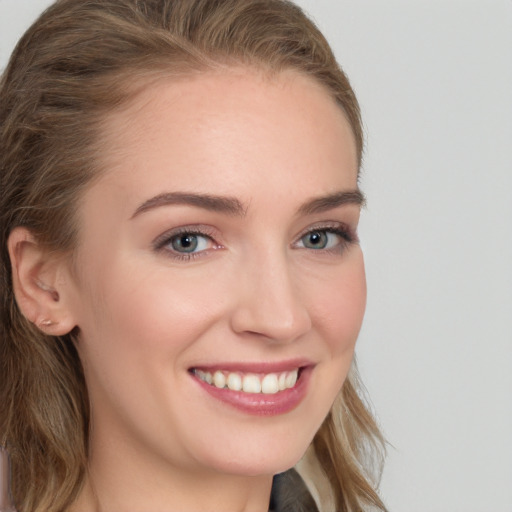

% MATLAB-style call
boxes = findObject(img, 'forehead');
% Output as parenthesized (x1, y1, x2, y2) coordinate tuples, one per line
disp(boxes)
(90, 68, 358, 213)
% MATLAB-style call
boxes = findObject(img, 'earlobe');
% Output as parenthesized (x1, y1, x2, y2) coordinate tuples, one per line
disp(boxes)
(7, 227, 78, 336)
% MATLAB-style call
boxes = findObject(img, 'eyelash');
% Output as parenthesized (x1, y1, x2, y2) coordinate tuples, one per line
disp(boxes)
(153, 226, 221, 262)
(295, 223, 357, 255)
(153, 223, 357, 262)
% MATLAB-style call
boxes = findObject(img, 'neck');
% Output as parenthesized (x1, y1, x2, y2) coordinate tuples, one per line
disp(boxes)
(73, 473, 273, 512)
(69, 441, 273, 512)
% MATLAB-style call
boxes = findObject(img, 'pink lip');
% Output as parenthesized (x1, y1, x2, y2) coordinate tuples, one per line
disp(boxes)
(190, 364, 313, 416)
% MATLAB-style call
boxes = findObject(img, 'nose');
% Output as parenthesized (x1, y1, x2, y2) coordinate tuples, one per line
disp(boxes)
(229, 250, 312, 343)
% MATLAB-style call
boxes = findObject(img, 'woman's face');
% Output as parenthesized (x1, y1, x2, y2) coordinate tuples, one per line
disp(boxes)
(67, 69, 366, 479)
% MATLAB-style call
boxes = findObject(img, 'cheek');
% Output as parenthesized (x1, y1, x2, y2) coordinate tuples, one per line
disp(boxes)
(81, 268, 216, 359)
(73, 262, 225, 436)
(74, 258, 234, 406)
(311, 251, 367, 355)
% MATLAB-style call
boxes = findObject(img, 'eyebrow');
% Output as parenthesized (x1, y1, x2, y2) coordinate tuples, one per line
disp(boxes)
(131, 192, 246, 218)
(297, 189, 366, 215)
(131, 189, 365, 219)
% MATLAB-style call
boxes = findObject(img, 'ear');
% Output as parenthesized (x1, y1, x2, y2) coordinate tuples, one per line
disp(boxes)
(8, 227, 78, 336)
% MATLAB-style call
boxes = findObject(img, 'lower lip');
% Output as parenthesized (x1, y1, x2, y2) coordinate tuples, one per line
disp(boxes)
(191, 367, 313, 416)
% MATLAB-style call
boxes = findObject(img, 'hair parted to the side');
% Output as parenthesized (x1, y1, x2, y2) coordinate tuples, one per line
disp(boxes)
(0, 1, 386, 511)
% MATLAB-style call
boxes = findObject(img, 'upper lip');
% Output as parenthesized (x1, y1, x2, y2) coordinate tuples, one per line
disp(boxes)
(189, 359, 314, 374)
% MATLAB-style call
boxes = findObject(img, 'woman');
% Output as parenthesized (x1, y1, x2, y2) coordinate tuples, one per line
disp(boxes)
(0, 1, 386, 511)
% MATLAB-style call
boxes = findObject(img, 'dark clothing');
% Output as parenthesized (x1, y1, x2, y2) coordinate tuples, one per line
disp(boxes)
(270, 469, 320, 512)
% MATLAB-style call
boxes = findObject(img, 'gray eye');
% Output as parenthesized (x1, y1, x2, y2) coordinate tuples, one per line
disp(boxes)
(170, 234, 205, 253)
(301, 231, 328, 249)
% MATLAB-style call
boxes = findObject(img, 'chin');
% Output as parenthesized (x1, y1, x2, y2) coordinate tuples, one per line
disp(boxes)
(195, 431, 314, 478)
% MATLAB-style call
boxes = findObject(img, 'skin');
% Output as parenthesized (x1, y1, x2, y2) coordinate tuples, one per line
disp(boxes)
(11, 68, 366, 511)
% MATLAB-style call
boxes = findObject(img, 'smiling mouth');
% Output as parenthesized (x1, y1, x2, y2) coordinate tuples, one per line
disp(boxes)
(190, 368, 302, 395)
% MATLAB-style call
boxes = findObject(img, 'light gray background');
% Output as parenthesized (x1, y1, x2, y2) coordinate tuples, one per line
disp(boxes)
(1, 1, 511, 511)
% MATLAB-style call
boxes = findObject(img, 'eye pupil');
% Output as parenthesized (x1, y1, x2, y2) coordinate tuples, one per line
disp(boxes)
(309, 232, 321, 244)
(304, 231, 328, 249)
(172, 234, 198, 252)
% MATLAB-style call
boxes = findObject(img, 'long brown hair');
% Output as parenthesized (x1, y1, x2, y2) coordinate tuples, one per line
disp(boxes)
(0, 1, 385, 510)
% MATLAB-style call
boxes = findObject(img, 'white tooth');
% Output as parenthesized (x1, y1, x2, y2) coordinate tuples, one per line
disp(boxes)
(242, 374, 261, 393)
(285, 369, 298, 389)
(213, 371, 226, 388)
(278, 372, 287, 391)
(204, 372, 213, 385)
(261, 373, 279, 394)
(227, 372, 242, 391)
